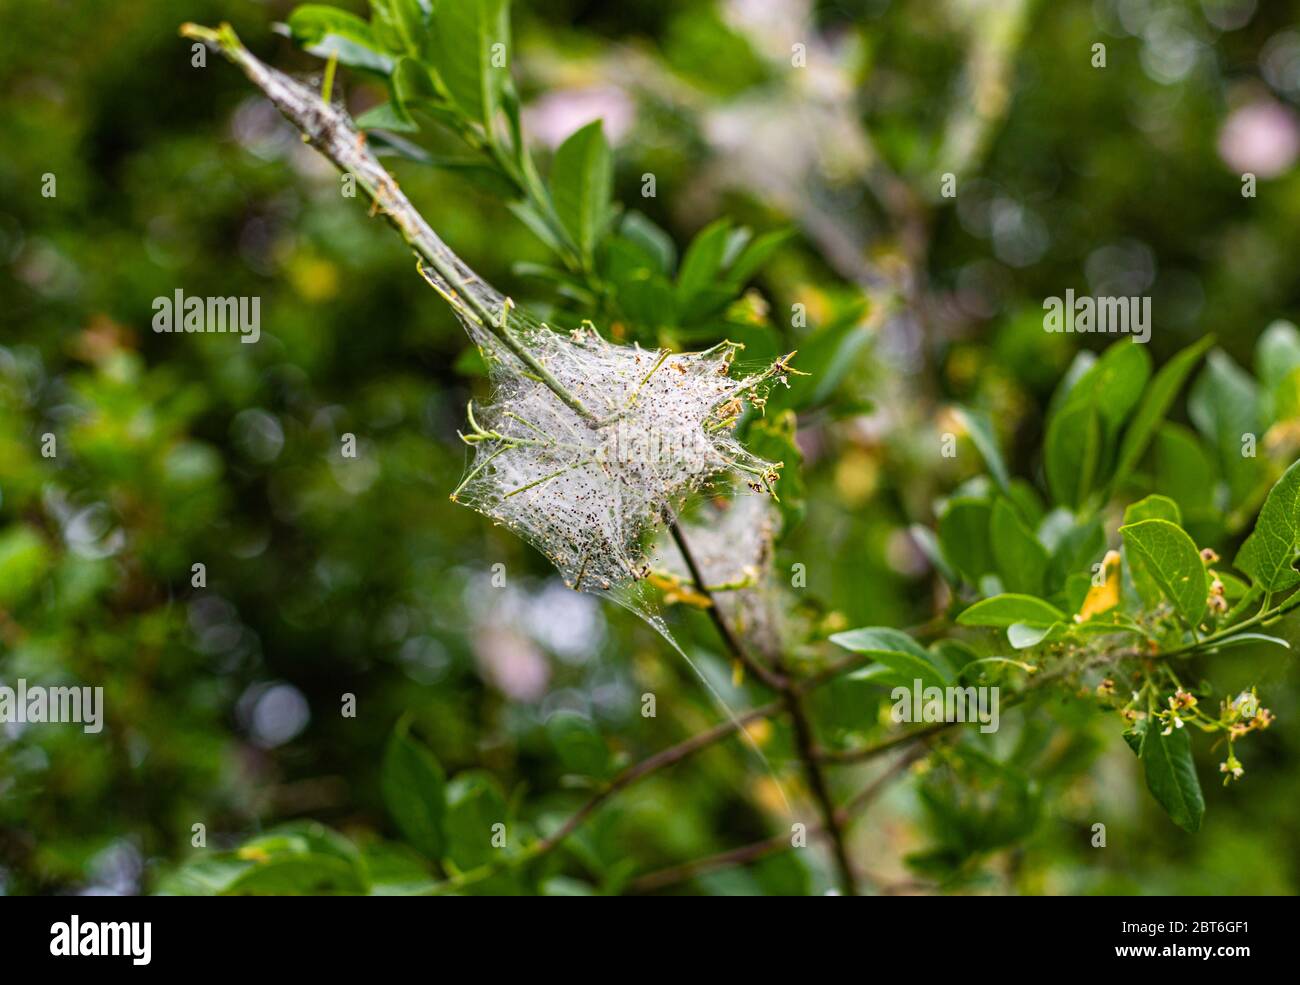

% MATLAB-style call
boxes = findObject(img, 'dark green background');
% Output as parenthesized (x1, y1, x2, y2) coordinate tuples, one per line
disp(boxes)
(1, 0, 1298, 894)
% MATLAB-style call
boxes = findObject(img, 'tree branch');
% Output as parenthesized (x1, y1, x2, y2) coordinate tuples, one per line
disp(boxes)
(668, 518, 858, 895)
(188, 20, 865, 897)
(630, 746, 926, 893)
(667, 520, 787, 691)
(180, 22, 597, 422)
(425, 699, 784, 894)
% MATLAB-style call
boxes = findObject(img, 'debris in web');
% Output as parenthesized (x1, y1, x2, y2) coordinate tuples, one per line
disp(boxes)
(652, 492, 788, 663)
(184, 21, 800, 808)
(175, 26, 795, 635)
(425, 259, 799, 633)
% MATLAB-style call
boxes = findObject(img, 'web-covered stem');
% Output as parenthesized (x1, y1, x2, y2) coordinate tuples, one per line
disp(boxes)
(180, 22, 596, 422)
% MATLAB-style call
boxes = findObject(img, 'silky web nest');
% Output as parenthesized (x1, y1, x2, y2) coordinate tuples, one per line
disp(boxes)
(652, 492, 787, 661)
(422, 262, 798, 630)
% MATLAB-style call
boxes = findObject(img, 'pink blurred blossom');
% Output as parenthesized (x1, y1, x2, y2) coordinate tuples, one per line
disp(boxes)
(1218, 99, 1300, 178)
(523, 87, 634, 149)
(475, 627, 550, 702)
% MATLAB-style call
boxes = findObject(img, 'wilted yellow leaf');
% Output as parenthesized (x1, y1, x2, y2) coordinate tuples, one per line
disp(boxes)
(1077, 549, 1122, 621)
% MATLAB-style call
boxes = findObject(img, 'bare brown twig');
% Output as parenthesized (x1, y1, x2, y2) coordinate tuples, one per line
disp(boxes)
(531, 699, 782, 857)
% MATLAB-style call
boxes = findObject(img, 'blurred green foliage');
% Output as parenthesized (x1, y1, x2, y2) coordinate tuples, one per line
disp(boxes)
(3, 0, 1300, 896)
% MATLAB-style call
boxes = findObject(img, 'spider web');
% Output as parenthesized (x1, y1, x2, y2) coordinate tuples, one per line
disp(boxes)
(419, 261, 788, 636)
(655, 493, 788, 664)
(417, 262, 797, 808)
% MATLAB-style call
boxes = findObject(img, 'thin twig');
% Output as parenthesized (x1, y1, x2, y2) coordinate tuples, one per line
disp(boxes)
(814, 669, 1063, 765)
(630, 746, 926, 893)
(778, 686, 858, 894)
(667, 520, 786, 691)
(422, 634, 1102, 893)
(424, 700, 782, 894)
(668, 518, 858, 896)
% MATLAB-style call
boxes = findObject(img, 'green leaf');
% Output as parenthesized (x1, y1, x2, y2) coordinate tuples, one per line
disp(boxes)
(952, 406, 1010, 492)
(514, 262, 598, 305)
(507, 200, 569, 255)
(154, 857, 255, 896)
(1123, 495, 1182, 609)
(1122, 716, 1148, 756)
(615, 270, 676, 329)
(722, 228, 793, 287)
(1235, 458, 1300, 591)
(1064, 569, 1093, 614)
(1141, 723, 1205, 833)
(937, 498, 994, 584)
(1119, 519, 1208, 629)
(957, 594, 1066, 628)
(367, 128, 445, 163)
(355, 101, 420, 132)
(241, 821, 363, 867)
(370, 0, 430, 58)
(380, 721, 447, 858)
(1047, 341, 1149, 495)
(432, 0, 510, 128)
(1044, 400, 1101, 508)
(1274, 365, 1300, 421)
(1203, 631, 1290, 652)
(1047, 350, 1096, 420)
(909, 523, 958, 586)
(930, 639, 979, 679)
(618, 211, 676, 275)
(549, 121, 612, 264)
(1256, 320, 1300, 395)
(288, 5, 395, 74)
(363, 842, 439, 896)
(444, 772, 509, 870)
(990, 498, 1047, 595)
(1188, 349, 1264, 505)
(1151, 422, 1216, 523)
(1112, 335, 1213, 493)
(1043, 514, 1105, 594)
(1007, 621, 1065, 649)
(392, 55, 440, 107)
(1007, 479, 1046, 528)
(1064, 339, 1151, 432)
(675, 218, 733, 306)
(0, 525, 51, 607)
(1123, 493, 1182, 526)
(226, 854, 367, 895)
(830, 627, 951, 689)
(546, 711, 611, 778)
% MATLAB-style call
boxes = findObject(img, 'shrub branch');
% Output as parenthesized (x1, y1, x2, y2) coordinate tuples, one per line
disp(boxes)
(180, 22, 598, 422)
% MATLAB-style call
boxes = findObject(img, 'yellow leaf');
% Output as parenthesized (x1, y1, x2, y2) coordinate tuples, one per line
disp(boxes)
(1077, 549, 1122, 621)
(742, 718, 772, 746)
(646, 571, 712, 609)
